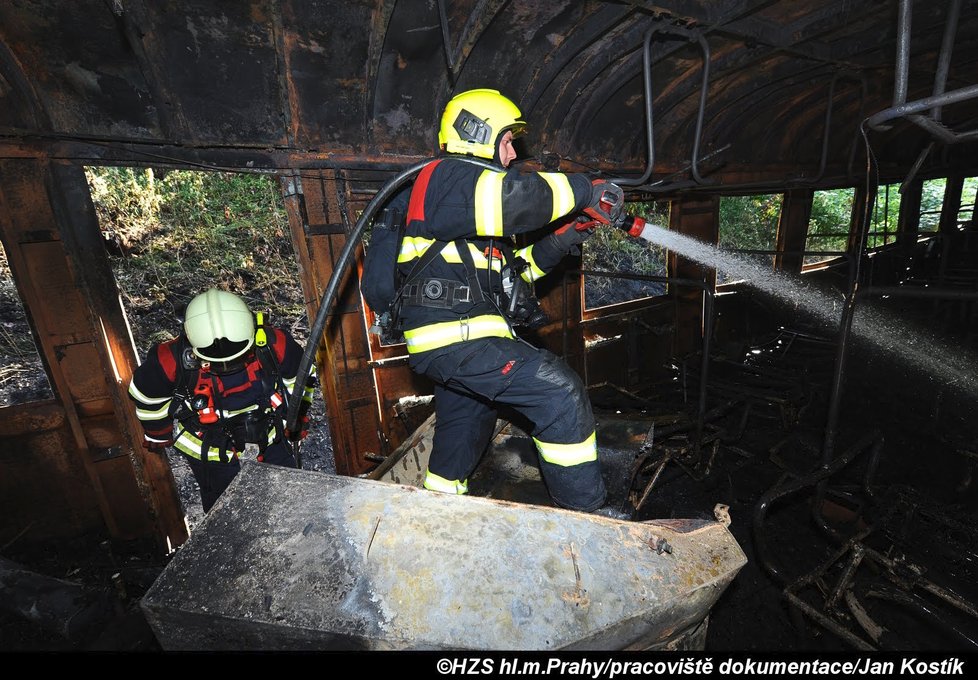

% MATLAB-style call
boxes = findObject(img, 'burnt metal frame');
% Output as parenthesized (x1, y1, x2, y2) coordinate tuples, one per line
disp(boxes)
(782, 534, 978, 651)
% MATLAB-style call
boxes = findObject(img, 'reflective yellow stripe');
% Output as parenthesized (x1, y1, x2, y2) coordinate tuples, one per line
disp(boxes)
(539, 172, 576, 222)
(515, 245, 546, 281)
(223, 405, 260, 418)
(174, 427, 276, 461)
(399, 236, 435, 263)
(424, 470, 469, 495)
(128, 381, 169, 405)
(284, 369, 317, 404)
(534, 432, 598, 467)
(399, 238, 503, 272)
(403, 315, 512, 354)
(173, 430, 213, 460)
(136, 402, 171, 420)
(474, 170, 504, 236)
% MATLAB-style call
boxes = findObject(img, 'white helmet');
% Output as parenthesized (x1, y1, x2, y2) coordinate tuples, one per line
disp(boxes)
(183, 289, 255, 362)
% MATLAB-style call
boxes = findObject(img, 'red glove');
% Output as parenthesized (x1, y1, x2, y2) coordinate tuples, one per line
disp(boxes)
(583, 180, 625, 226)
(552, 217, 596, 250)
(286, 415, 310, 442)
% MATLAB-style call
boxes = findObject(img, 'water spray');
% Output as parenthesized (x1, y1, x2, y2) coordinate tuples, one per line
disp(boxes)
(616, 216, 978, 397)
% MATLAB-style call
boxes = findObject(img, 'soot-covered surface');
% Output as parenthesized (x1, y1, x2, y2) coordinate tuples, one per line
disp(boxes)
(3, 325, 977, 652)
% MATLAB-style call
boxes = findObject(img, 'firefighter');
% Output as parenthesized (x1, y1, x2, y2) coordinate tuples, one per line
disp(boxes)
(393, 88, 625, 513)
(127, 288, 315, 512)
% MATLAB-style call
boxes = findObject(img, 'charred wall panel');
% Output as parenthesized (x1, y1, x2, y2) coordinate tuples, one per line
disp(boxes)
(282, 0, 376, 152)
(584, 300, 677, 389)
(0, 1, 159, 136)
(368, 0, 445, 154)
(0, 402, 104, 543)
(670, 196, 718, 357)
(122, 0, 288, 146)
(281, 170, 383, 476)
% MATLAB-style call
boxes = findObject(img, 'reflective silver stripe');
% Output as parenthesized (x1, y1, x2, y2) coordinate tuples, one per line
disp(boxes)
(403, 315, 512, 354)
(474, 170, 505, 236)
(533, 432, 598, 467)
(423, 470, 469, 495)
(515, 245, 546, 281)
(144, 434, 171, 444)
(222, 405, 260, 418)
(539, 172, 576, 222)
(128, 381, 169, 405)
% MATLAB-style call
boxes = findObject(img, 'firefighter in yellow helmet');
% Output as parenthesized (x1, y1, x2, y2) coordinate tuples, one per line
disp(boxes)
(381, 88, 626, 514)
(128, 289, 316, 512)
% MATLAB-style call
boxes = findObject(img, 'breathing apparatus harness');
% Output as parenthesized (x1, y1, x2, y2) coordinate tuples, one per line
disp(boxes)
(365, 162, 549, 354)
(170, 312, 296, 464)
(285, 155, 557, 434)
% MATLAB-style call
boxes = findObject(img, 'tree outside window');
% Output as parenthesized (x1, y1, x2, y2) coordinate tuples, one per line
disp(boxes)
(919, 178, 945, 233)
(717, 194, 783, 284)
(806, 188, 854, 265)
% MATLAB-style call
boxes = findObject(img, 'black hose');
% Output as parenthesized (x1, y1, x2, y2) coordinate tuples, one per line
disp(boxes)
(284, 159, 434, 438)
(284, 156, 502, 451)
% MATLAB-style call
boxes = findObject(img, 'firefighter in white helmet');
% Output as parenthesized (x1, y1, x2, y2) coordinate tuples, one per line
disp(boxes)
(128, 289, 316, 512)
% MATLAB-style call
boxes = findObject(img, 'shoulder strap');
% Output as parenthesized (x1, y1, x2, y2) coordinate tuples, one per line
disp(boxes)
(406, 159, 442, 225)
(454, 239, 485, 304)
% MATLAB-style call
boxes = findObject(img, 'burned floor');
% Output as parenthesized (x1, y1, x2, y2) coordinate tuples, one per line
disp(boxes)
(2, 288, 977, 651)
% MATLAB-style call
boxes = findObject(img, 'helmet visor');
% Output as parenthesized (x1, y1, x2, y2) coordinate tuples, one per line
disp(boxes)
(193, 337, 252, 363)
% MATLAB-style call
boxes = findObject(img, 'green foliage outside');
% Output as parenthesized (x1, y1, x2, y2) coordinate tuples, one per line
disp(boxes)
(919, 178, 946, 232)
(807, 187, 854, 261)
(717, 194, 783, 283)
(961, 177, 978, 224)
(582, 200, 669, 308)
(86, 167, 305, 354)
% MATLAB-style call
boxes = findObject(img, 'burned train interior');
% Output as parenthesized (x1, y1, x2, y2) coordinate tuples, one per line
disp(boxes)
(2, 0, 978, 653)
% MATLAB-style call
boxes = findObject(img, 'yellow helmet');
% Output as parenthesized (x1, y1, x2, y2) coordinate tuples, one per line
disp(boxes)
(438, 89, 526, 161)
(183, 288, 255, 363)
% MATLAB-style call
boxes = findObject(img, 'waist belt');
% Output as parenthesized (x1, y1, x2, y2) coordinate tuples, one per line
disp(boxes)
(401, 278, 473, 309)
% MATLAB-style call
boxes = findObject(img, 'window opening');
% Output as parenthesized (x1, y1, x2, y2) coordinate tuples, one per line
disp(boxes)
(583, 200, 670, 309)
(0, 243, 54, 406)
(717, 194, 783, 285)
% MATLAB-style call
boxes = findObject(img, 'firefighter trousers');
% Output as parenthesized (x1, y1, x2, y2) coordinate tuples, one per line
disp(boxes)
(412, 336, 607, 512)
(184, 438, 296, 512)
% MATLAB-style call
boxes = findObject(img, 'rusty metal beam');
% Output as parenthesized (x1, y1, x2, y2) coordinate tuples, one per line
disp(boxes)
(49, 161, 188, 552)
(776, 189, 814, 274)
(281, 169, 384, 476)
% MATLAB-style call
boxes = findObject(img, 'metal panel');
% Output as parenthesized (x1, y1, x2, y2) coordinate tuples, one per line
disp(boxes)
(282, 170, 384, 475)
(669, 196, 718, 356)
(142, 463, 747, 650)
(0, 159, 187, 550)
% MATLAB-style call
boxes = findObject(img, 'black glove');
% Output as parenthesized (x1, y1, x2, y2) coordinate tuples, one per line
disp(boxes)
(583, 179, 625, 226)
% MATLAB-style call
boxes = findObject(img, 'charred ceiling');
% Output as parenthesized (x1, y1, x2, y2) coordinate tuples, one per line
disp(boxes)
(0, 0, 976, 185)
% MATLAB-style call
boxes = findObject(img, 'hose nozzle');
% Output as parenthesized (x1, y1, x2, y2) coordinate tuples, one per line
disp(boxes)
(618, 215, 648, 238)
